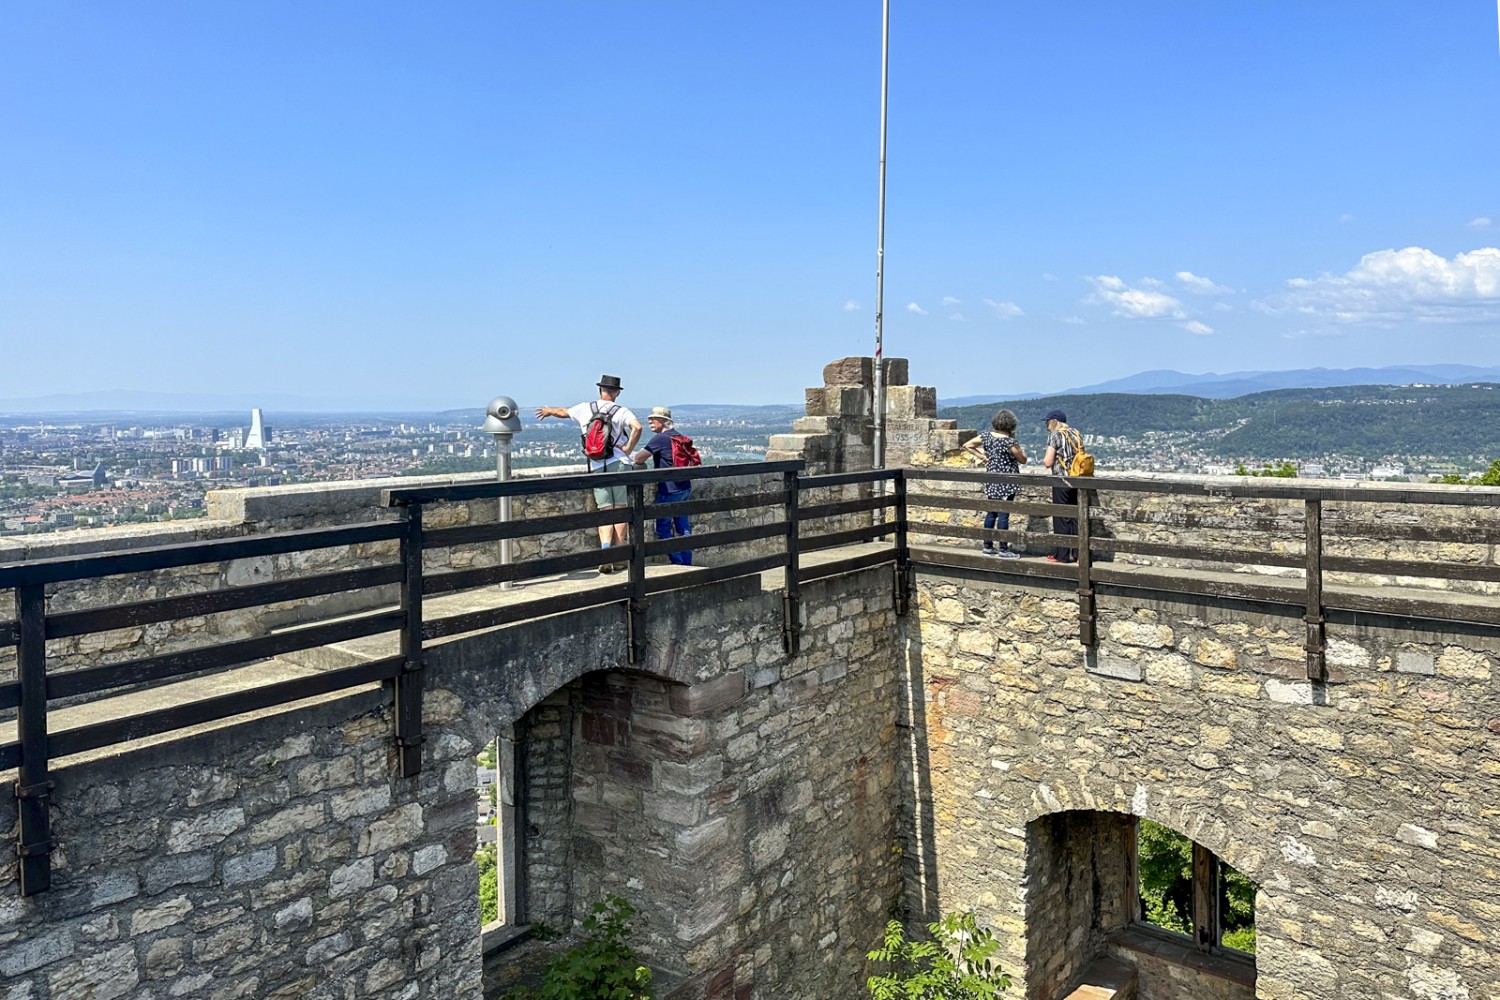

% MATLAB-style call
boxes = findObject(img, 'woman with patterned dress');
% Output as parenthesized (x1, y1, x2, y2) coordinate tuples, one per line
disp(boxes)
(962, 409, 1028, 558)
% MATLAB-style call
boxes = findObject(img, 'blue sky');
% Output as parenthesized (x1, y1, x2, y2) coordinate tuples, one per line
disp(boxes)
(3, 1, 1498, 409)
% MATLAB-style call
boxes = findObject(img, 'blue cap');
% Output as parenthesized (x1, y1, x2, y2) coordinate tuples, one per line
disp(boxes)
(1044, 409, 1067, 424)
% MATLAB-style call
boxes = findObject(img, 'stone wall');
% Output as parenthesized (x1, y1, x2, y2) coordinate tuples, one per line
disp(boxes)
(903, 566, 1500, 999)
(0, 686, 481, 1000)
(2, 548, 907, 999)
(463, 570, 907, 999)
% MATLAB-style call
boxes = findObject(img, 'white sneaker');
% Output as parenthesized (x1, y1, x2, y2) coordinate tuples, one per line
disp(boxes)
(998, 550, 1020, 560)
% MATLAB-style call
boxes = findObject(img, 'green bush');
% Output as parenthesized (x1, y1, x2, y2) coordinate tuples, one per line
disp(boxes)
(502, 894, 653, 1000)
(866, 911, 1011, 998)
(476, 845, 498, 925)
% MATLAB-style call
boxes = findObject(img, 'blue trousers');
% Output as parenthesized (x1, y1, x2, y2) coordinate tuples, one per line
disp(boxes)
(655, 488, 692, 566)
(983, 509, 1011, 549)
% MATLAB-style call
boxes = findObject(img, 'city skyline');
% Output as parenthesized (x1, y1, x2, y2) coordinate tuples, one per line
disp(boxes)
(3, 2, 1499, 407)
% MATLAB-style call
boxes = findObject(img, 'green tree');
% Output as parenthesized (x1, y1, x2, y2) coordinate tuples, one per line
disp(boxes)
(1233, 459, 1298, 478)
(1137, 820, 1192, 935)
(1220, 863, 1257, 954)
(476, 844, 498, 925)
(502, 895, 654, 1000)
(1433, 458, 1500, 486)
(866, 911, 1011, 999)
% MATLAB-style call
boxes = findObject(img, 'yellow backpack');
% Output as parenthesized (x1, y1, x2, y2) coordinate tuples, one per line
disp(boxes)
(1064, 427, 1094, 477)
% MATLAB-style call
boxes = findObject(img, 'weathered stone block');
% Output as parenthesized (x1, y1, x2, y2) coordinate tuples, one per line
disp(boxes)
(669, 670, 747, 717)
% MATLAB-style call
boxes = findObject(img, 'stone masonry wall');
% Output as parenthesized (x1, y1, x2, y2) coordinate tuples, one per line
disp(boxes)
(904, 567, 1500, 1000)
(0, 685, 481, 1000)
(2, 557, 908, 1000)
(452, 569, 907, 1000)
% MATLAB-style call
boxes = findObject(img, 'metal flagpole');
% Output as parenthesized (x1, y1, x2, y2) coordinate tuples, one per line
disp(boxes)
(872, 0, 891, 472)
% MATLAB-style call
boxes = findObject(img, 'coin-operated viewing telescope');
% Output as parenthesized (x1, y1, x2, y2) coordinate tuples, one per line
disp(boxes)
(482, 396, 524, 583)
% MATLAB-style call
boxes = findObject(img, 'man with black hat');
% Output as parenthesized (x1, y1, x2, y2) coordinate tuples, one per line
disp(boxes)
(535, 375, 642, 571)
(1041, 409, 1082, 563)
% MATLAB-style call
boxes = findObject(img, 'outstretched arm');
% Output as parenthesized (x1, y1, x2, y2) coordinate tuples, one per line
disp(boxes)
(534, 406, 569, 420)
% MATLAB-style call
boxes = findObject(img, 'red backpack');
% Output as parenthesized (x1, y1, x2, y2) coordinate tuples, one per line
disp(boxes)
(669, 432, 701, 468)
(581, 402, 619, 462)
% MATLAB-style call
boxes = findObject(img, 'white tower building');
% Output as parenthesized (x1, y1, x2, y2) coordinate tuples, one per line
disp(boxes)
(245, 408, 267, 451)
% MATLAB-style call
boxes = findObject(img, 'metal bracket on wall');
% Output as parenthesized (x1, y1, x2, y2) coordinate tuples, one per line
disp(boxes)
(782, 471, 802, 656)
(627, 484, 649, 665)
(1076, 489, 1097, 647)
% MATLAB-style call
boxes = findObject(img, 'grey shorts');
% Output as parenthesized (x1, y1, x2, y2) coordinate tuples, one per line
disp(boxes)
(592, 459, 628, 509)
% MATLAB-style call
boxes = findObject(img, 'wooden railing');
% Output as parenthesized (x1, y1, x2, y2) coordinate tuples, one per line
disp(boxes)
(2, 462, 1498, 896)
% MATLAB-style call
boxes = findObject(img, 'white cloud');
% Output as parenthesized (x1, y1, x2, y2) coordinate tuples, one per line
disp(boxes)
(1176, 271, 1232, 295)
(1339, 213, 1356, 224)
(941, 295, 962, 307)
(1182, 320, 1214, 335)
(1258, 246, 1500, 324)
(1042, 273, 1058, 282)
(1061, 315, 1086, 325)
(982, 298, 1023, 319)
(1469, 216, 1494, 229)
(842, 299, 860, 312)
(906, 302, 928, 315)
(948, 312, 966, 322)
(1087, 275, 1186, 319)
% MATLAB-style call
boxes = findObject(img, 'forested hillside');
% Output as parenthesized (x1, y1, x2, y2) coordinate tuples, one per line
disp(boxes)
(939, 383, 1500, 464)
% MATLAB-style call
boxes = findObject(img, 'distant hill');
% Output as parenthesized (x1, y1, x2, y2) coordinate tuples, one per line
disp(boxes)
(940, 383, 1500, 463)
(1055, 364, 1500, 399)
(938, 364, 1500, 408)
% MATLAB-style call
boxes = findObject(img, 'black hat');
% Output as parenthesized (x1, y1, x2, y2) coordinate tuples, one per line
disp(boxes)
(1043, 409, 1067, 424)
(597, 375, 623, 391)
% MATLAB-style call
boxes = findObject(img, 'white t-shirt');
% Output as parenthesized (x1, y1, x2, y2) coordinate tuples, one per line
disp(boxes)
(567, 400, 638, 471)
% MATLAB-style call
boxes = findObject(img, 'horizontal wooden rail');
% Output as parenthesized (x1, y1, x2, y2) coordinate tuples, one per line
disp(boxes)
(0, 521, 404, 588)
(906, 493, 1079, 518)
(33, 609, 405, 706)
(905, 468, 1500, 507)
(424, 507, 626, 547)
(644, 554, 787, 595)
(797, 495, 897, 520)
(422, 583, 632, 640)
(44, 564, 404, 639)
(424, 547, 621, 596)
(797, 469, 899, 489)
(797, 547, 896, 583)
(646, 490, 788, 519)
(383, 460, 803, 506)
(644, 521, 786, 558)
(802, 522, 896, 552)
(1089, 537, 1305, 569)
(46, 655, 406, 762)
(910, 521, 1081, 551)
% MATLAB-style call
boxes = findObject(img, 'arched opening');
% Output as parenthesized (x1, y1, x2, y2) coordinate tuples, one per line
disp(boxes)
(1023, 810, 1257, 1000)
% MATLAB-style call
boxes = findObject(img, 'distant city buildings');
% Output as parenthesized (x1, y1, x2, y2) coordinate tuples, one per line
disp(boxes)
(244, 408, 268, 450)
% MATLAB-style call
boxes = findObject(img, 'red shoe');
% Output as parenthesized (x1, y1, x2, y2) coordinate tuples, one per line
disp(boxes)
(1045, 555, 1061, 563)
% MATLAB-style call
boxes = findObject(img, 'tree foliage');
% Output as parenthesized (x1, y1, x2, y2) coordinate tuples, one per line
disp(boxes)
(476, 844, 498, 925)
(866, 911, 1011, 999)
(1233, 460, 1298, 477)
(1432, 458, 1500, 486)
(502, 895, 654, 1000)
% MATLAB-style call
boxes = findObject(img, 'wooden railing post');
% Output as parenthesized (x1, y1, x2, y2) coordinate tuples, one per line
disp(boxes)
(395, 503, 426, 778)
(1304, 498, 1326, 682)
(894, 471, 911, 617)
(626, 483, 648, 665)
(1076, 487, 1096, 646)
(15, 583, 54, 896)
(782, 470, 801, 656)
